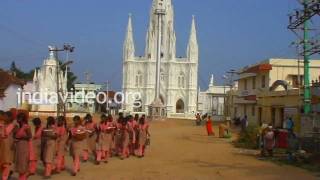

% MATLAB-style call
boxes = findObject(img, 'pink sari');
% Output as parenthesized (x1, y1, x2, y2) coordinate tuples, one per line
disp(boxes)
(15, 124, 31, 174)
(29, 126, 43, 161)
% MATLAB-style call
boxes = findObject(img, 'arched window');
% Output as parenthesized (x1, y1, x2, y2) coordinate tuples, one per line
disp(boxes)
(160, 69, 165, 81)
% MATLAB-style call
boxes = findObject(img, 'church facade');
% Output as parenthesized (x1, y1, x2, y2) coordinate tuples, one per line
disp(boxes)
(122, 0, 199, 117)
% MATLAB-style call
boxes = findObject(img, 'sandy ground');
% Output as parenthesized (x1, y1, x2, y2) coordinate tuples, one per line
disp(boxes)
(11, 119, 318, 180)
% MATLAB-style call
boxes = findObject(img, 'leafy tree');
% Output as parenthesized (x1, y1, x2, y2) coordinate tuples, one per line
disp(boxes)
(10, 61, 34, 80)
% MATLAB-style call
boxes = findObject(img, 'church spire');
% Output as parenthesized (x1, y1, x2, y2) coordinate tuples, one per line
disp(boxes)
(123, 13, 135, 61)
(33, 69, 38, 82)
(209, 74, 214, 87)
(187, 15, 198, 62)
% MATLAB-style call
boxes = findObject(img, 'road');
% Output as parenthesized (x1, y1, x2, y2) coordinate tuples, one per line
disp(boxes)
(20, 119, 317, 180)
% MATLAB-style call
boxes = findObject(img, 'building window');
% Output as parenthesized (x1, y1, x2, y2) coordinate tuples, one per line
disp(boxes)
(161, 73, 165, 81)
(244, 79, 248, 90)
(261, 75, 266, 88)
(291, 75, 303, 88)
(160, 69, 165, 81)
(251, 106, 255, 116)
(252, 77, 256, 89)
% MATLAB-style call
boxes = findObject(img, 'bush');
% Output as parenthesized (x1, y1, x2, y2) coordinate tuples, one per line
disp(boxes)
(234, 125, 260, 149)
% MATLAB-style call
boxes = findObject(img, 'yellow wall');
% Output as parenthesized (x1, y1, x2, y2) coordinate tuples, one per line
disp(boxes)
(232, 58, 318, 127)
(257, 90, 301, 129)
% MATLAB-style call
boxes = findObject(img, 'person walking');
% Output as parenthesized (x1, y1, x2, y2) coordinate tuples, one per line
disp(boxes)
(83, 114, 98, 162)
(114, 114, 124, 156)
(0, 111, 17, 180)
(263, 126, 275, 157)
(96, 114, 115, 164)
(56, 116, 68, 173)
(120, 117, 130, 160)
(14, 113, 32, 180)
(206, 116, 214, 136)
(69, 116, 86, 176)
(127, 115, 137, 155)
(241, 115, 248, 131)
(285, 117, 294, 133)
(29, 118, 43, 175)
(137, 115, 150, 158)
(41, 117, 58, 178)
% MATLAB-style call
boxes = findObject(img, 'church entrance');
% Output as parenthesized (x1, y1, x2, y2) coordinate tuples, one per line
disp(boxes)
(176, 99, 185, 113)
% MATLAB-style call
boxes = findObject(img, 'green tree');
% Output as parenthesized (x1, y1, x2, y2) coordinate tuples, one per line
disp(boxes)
(10, 61, 34, 80)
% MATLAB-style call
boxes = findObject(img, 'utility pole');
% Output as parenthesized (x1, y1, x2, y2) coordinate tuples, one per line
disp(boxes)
(154, 5, 165, 101)
(105, 81, 110, 114)
(150, 1, 166, 120)
(49, 44, 74, 117)
(303, 4, 311, 114)
(222, 75, 228, 118)
(288, 0, 320, 114)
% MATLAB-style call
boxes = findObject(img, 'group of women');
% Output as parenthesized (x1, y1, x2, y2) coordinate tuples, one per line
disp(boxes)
(0, 111, 150, 180)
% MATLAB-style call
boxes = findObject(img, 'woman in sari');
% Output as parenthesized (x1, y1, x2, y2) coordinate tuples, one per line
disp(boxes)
(96, 114, 115, 164)
(14, 113, 32, 180)
(114, 113, 124, 156)
(0, 111, 17, 180)
(120, 116, 130, 159)
(206, 116, 214, 136)
(137, 115, 150, 158)
(83, 114, 98, 162)
(56, 116, 68, 172)
(41, 117, 58, 178)
(127, 115, 137, 155)
(29, 118, 43, 175)
(69, 116, 86, 176)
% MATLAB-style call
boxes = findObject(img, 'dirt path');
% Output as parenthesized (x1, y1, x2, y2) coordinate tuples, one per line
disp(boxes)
(24, 120, 317, 180)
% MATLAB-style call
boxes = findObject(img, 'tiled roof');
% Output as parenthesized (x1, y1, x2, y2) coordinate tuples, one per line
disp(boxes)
(0, 70, 25, 98)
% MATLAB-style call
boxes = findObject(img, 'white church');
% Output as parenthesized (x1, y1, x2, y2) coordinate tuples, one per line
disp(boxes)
(32, 47, 68, 112)
(122, 0, 199, 117)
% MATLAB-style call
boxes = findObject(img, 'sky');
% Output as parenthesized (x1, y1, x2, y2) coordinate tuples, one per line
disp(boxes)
(0, 0, 302, 90)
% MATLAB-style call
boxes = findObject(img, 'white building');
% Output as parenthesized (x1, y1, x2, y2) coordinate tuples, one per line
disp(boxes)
(198, 75, 231, 121)
(67, 83, 103, 113)
(122, 0, 199, 117)
(32, 46, 68, 112)
(0, 70, 25, 111)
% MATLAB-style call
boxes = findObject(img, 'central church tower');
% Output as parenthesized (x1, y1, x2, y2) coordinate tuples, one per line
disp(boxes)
(122, 0, 199, 117)
(145, 0, 176, 60)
